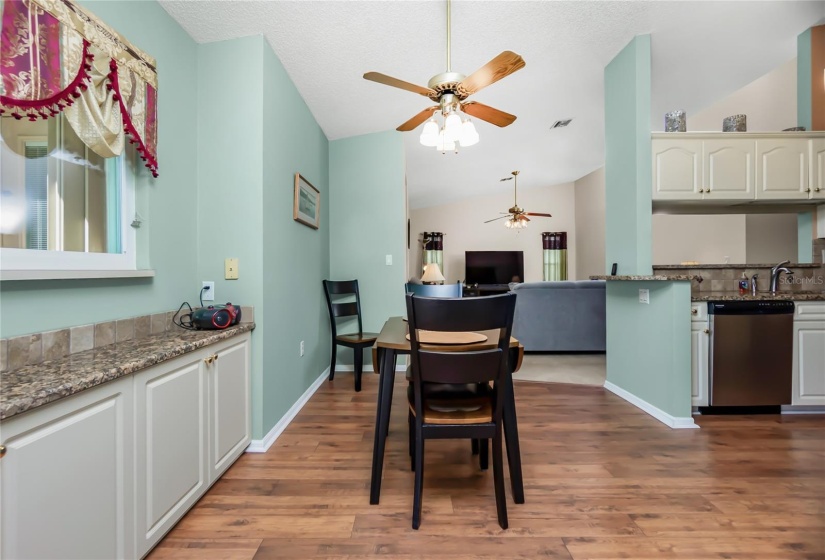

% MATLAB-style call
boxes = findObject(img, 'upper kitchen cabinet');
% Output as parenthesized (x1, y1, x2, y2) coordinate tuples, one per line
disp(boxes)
(653, 138, 703, 200)
(756, 139, 810, 200)
(811, 139, 825, 200)
(651, 133, 825, 204)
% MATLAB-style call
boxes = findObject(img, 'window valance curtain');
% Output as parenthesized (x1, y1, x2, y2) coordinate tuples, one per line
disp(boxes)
(0, 0, 158, 176)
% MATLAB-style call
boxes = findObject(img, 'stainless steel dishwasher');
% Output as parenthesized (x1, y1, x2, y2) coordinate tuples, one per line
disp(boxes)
(708, 301, 795, 407)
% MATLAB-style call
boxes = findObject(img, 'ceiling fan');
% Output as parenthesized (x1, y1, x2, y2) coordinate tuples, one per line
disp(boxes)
(362, 0, 525, 149)
(484, 171, 552, 229)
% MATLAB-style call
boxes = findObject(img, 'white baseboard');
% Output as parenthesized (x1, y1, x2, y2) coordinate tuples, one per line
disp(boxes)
(603, 381, 698, 429)
(246, 367, 329, 453)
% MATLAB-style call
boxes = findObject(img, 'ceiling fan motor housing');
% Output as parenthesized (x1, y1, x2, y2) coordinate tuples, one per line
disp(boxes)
(427, 72, 469, 102)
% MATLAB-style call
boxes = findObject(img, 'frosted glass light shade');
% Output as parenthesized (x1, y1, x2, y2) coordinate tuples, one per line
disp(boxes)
(420, 119, 439, 147)
(435, 129, 455, 152)
(459, 119, 479, 147)
(443, 113, 462, 142)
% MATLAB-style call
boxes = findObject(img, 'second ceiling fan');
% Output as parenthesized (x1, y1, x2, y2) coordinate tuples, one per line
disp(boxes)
(485, 171, 552, 229)
(363, 0, 525, 150)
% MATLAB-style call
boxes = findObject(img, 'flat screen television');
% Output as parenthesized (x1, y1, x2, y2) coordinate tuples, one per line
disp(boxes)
(464, 251, 524, 285)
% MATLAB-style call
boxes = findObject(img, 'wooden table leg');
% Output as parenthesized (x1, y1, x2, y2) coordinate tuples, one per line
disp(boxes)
(504, 348, 525, 504)
(370, 347, 396, 504)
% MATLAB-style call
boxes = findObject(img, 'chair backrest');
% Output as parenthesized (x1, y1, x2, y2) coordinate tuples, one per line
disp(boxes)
(404, 282, 463, 298)
(405, 293, 516, 422)
(323, 279, 364, 335)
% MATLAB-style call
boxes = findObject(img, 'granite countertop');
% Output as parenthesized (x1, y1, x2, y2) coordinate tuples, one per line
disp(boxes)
(0, 323, 255, 420)
(692, 291, 825, 302)
(590, 275, 699, 281)
(655, 263, 823, 269)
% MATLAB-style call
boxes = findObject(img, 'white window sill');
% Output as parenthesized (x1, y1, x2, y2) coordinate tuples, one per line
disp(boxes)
(0, 269, 155, 281)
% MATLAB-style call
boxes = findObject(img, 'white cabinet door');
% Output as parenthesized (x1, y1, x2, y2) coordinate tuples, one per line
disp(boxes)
(135, 355, 208, 558)
(811, 139, 825, 200)
(703, 139, 755, 200)
(792, 320, 825, 406)
(652, 139, 703, 200)
(690, 321, 709, 406)
(0, 377, 133, 560)
(756, 139, 810, 200)
(209, 338, 251, 482)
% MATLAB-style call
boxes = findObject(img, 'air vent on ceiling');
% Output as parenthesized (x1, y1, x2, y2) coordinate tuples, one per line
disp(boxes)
(551, 119, 573, 129)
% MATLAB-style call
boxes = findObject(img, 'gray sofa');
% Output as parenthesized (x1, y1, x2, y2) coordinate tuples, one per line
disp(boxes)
(511, 281, 606, 351)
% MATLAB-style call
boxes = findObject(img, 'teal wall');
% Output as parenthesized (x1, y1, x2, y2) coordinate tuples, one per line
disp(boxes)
(606, 281, 692, 419)
(329, 132, 406, 365)
(261, 42, 330, 435)
(0, 0, 198, 338)
(604, 35, 652, 277)
(603, 36, 692, 421)
(798, 29, 812, 131)
(196, 36, 266, 438)
(798, 211, 814, 263)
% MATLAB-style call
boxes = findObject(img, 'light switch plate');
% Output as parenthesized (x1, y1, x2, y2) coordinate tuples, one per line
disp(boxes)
(385, 254, 392, 266)
(639, 289, 650, 304)
(225, 258, 239, 280)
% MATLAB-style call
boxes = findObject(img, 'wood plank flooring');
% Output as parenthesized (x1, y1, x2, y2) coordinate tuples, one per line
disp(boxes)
(148, 374, 825, 560)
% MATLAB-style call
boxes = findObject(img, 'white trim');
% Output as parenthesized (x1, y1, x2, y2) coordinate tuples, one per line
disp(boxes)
(0, 268, 155, 281)
(652, 131, 825, 139)
(245, 367, 329, 453)
(603, 381, 699, 429)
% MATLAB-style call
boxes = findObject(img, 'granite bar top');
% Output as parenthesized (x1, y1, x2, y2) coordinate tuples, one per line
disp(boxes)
(655, 263, 822, 269)
(1, 323, 255, 421)
(590, 275, 698, 281)
(692, 291, 825, 302)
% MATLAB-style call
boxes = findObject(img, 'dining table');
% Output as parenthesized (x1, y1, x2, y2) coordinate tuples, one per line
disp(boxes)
(369, 316, 525, 505)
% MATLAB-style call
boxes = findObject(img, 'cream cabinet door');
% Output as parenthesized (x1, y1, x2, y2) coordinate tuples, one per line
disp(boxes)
(690, 321, 709, 407)
(652, 139, 703, 200)
(135, 354, 208, 558)
(792, 320, 825, 406)
(756, 139, 810, 200)
(703, 139, 755, 200)
(811, 139, 825, 200)
(209, 338, 251, 482)
(0, 376, 134, 560)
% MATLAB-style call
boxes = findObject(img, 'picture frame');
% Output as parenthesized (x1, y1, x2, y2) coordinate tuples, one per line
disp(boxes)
(293, 173, 320, 229)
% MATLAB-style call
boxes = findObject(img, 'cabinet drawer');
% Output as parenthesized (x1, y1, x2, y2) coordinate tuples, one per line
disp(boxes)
(690, 302, 708, 322)
(795, 301, 825, 321)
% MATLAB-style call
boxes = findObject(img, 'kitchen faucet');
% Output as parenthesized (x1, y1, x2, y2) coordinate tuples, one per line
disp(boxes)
(769, 260, 793, 293)
(750, 273, 758, 296)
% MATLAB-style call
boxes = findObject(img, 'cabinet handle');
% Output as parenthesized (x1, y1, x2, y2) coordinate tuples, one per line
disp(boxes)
(816, 188, 821, 192)
(204, 356, 213, 365)
(0, 445, 6, 459)
(691, 308, 698, 315)
(703, 328, 710, 334)
(213, 354, 219, 361)
(806, 188, 811, 193)
(698, 189, 704, 193)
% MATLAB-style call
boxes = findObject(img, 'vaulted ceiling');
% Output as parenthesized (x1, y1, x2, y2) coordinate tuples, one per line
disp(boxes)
(160, 1, 824, 208)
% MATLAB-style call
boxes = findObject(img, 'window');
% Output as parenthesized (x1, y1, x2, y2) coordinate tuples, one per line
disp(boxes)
(0, 114, 138, 275)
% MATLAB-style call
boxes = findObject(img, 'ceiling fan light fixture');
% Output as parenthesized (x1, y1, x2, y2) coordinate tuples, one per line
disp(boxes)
(435, 129, 456, 152)
(459, 119, 479, 147)
(420, 118, 439, 146)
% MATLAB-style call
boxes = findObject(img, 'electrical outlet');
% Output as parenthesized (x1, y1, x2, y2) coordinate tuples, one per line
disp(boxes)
(639, 288, 650, 304)
(385, 254, 392, 266)
(300, 340, 304, 357)
(202, 281, 215, 301)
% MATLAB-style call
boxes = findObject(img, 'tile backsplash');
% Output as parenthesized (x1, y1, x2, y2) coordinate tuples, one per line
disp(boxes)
(653, 264, 824, 295)
(0, 306, 253, 373)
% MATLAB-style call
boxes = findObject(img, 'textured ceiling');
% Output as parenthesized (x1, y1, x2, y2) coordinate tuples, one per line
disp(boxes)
(160, 1, 824, 209)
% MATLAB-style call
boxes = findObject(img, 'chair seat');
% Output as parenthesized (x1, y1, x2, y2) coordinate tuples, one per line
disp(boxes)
(407, 383, 493, 424)
(336, 332, 379, 344)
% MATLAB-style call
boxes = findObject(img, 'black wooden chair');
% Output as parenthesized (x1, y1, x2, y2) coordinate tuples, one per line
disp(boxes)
(405, 292, 517, 530)
(322, 280, 378, 392)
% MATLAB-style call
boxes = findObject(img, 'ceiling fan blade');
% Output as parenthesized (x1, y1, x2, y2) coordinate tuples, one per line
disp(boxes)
(458, 51, 526, 96)
(397, 106, 439, 131)
(484, 215, 511, 223)
(363, 72, 435, 97)
(525, 212, 553, 217)
(461, 101, 517, 128)
(519, 215, 531, 222)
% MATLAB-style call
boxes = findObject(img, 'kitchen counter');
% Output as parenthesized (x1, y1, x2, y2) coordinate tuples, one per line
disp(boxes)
(691, 291, 825, 302)
(655, 263, 822, 269)
(590, 275, 699, 281)
(0, 323, 255, 420)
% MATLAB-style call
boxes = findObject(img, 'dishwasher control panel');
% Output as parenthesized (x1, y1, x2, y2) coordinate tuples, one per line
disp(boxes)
(709, 301, 795, 315)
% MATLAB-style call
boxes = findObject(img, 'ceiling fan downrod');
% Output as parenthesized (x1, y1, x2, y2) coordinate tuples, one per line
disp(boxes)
(446, 0, 451, 73)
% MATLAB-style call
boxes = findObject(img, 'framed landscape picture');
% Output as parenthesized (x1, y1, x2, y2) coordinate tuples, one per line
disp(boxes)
(293, 173, 320, 229)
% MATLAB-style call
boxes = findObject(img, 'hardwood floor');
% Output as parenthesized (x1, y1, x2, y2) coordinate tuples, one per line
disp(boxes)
(148, 374, 825, 560)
